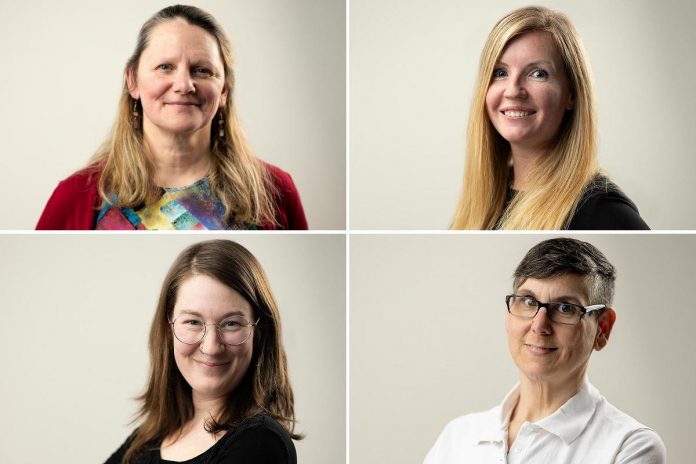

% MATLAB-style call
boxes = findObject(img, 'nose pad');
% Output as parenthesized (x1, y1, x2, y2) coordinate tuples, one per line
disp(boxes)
(531, 307, 552, 334)
(199, 325, 225, 354)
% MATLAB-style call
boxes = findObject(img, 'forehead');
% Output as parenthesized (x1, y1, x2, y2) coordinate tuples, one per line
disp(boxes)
(498, 31, 563, 66)
(173, 274, 252, 319)
(141, 18, 222, 63)
(516, 274, 590, 302)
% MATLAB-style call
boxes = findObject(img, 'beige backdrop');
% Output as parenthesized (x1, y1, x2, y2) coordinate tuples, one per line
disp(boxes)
(350, 0, 696, 229)
(0, 234, 345, 463)
(350, 233, 695, 463)
(0, 0, 345, 230)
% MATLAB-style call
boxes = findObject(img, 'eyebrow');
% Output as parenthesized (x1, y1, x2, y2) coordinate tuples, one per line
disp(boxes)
(495, 60, 554, 68)
(515, 288, 586, 305)
(176, 309, 249, 319)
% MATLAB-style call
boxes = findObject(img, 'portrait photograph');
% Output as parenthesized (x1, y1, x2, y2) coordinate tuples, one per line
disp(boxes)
(351, 233, 693, 462)
(0, 233, 346, 463)
(350, 0, 696, 230)
(0, 0, 345, 230)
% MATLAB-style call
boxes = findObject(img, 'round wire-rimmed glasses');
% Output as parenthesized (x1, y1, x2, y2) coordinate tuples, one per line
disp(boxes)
(505, 294, 605, 325)
(169, 314, 260, 346)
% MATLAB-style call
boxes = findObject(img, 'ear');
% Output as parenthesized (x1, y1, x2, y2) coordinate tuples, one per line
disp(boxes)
(220, 85, 229, 108)
(566, 93, 575, 111)
(594, 308, 616, 351)
(125, 68, 140, 100)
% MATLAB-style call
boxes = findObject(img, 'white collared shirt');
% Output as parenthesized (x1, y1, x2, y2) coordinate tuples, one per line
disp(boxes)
(424, 380, 666, 464)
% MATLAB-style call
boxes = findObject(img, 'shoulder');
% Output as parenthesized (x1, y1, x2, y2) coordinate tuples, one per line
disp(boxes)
(568, 177, 649, 230)
(215, 414, 297, 464)
(36, 165, 101, 230)
(615, 428, 666, 463)
(593, 397, 666, 463)
(424, 406, 500, 463)
(261, 161, 308, 230)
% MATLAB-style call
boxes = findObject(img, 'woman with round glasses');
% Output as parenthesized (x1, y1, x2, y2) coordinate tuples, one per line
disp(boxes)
(104, 239, 299, 464)
(451, 6, 648, 230)
(425, 238, 665, 463)
(36, 5, 307, 230)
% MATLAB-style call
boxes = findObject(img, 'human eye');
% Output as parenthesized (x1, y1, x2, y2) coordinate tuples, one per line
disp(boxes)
(529, 69, 548, 79)
(180, 318, 204, 327)
(521, 296, 537, 308)
(193, 66, 212, 76)
(156, 64, 173, 71)
(555, 303, 578, 314)
(492, 68, 508, 79)
(221, 318, 244, 329)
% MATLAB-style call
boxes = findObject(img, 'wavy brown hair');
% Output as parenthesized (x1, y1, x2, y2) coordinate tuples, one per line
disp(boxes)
(452, 6, 599, 230)
(123, 239, 299, 463)
(92, 5, 276, 226)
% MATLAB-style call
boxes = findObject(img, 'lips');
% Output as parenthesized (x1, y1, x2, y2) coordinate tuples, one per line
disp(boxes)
(525, 344, 557, 354)
(500, 107, 536, 118)
(166, 102, 199, 106)
(195, 359, 230, 368)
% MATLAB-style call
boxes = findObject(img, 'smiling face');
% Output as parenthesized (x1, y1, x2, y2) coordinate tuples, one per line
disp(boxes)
(171, 274, 254, 402)
(506, 274, 605, 388)
(127, 19, 228, 138)
(486, 31, 573, 156)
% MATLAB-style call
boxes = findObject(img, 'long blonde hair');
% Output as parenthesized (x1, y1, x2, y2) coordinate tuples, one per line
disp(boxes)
(451, 6, 598, 230)
(92, 5, 276, 226)
(123, 240, 300, 464)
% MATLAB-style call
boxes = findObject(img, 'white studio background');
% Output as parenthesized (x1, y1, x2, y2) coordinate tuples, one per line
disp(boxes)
(350, 233, 695, 463)
(350, 0, 696, 229)
(0, 233, 346, 464)
(0, 0, 345, 230)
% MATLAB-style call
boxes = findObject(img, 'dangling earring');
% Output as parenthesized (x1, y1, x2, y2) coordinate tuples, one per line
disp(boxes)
(132, 99, 139, 130)
(218, 110, 225, 138)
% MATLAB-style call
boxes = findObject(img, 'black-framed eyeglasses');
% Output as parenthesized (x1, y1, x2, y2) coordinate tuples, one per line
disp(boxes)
(168, 315, 260, 346)
(505, 294, 605, 325)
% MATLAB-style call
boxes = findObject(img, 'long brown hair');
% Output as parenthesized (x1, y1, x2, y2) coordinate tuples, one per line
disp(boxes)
(451, 6, 598, 229)
(92, 5, 276, 226)
(123, 239, 299, 463)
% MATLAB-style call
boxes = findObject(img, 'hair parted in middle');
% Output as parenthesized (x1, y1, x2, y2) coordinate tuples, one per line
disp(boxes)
(122, 239, 300, 464)
(452, 6, 600, 230)
(513, 237, 616, 306)
(91, 5, 277, 227)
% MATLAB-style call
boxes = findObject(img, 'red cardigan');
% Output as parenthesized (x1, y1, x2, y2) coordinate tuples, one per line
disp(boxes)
(36, 163, 308, 230)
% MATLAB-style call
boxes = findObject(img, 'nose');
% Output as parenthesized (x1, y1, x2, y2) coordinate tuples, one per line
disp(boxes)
(503, 73, 527, 99)
(172, 68, 195, 94)
(199, 324, 225, 355)
(530, 307, 553, 335)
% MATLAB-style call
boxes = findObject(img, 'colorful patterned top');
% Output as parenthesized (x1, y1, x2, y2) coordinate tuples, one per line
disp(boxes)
(95, 177, 255, 230)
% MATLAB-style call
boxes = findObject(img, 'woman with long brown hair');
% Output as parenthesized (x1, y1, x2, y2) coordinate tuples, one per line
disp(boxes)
(37, 5, 307, 230)
(451, 6, 648, 230)
(104, 239, 300, 463)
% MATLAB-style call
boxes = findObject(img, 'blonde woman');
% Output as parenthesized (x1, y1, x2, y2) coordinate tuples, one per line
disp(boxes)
(37, 5, 307, 230)
(451, 6, 647, 230)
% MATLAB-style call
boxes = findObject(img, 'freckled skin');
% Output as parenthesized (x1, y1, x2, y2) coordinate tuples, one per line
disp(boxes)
(172, 274, 254, 402)
(127, 19, 228, 138)
(486, 31, 574, 156)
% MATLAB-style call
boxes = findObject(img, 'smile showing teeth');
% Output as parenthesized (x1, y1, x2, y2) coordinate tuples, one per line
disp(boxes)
(503, 110, 534, 117)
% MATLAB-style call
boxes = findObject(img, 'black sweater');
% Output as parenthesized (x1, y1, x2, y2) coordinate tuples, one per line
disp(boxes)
(103, 414, 296, 464)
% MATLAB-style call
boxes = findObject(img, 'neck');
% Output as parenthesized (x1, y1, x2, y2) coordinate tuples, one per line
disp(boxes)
(143, 122, 212, 188)
(510, 145, 547, 190)
(513, 372, 586, 424)
(191, 392, 226, 426)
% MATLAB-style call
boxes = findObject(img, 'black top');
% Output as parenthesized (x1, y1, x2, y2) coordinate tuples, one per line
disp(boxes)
(499, 178, 649, 230)
(103, 414, 296, 464)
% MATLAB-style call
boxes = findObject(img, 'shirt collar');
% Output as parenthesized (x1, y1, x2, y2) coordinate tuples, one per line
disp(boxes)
(473, 379, 601, 446)
(534, 379, 601, 444)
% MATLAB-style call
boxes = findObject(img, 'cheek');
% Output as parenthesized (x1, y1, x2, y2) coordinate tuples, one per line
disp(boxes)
(485, 84, 499, 116)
